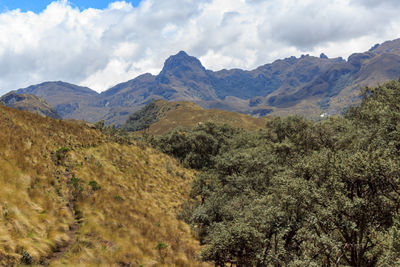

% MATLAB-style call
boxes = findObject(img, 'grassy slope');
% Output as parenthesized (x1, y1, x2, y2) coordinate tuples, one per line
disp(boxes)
(0, 105, 208, 266)
(141, 100, 268, 135)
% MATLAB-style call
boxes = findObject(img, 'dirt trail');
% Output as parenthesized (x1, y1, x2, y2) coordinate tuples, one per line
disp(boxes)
(41, 171, 80, 265)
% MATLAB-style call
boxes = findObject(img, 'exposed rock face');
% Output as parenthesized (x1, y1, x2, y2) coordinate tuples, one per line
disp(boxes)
(0, 92, 62, 119)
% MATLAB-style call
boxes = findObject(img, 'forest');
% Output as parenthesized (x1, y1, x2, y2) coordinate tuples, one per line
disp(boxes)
(150, 79, 400, 266)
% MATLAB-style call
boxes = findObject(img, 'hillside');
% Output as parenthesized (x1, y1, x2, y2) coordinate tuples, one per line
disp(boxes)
(123, 99, 269, 135)
(0, 92, 61, 119)
(0, 105, 209, 266)
(13, 38, 400, 124)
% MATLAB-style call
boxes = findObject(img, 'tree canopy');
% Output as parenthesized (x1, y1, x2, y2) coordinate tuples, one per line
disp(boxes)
(152, 80, 400, 266)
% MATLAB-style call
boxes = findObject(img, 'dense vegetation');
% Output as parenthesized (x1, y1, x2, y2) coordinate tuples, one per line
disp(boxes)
(152, 80, 400, 266)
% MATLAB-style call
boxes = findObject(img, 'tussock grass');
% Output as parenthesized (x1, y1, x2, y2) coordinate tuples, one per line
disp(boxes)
(0, 105, 209, 266)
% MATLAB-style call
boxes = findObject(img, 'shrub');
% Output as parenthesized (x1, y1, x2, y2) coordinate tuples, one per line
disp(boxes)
(70, 176, 83, 199)
(70, 176, 81, 187)
(113, 195, 124, 201)
(154, 242, 168, 263)
(88, 180, 101, 191)
(20, 251, 33, 265)
(55, 146, 70, 164)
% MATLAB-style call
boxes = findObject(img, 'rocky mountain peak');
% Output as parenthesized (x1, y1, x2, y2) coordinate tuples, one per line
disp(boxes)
(159, 51, 207, 78)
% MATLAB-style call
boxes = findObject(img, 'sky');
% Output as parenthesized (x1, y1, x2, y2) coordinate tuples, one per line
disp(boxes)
(0, 0, 399, 95)
(0, 0, 141, 13)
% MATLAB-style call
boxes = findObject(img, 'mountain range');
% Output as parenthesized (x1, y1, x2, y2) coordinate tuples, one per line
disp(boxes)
(11, 38, 400, 125)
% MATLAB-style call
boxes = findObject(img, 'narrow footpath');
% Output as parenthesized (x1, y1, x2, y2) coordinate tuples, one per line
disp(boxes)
(41, 170, 80, 265)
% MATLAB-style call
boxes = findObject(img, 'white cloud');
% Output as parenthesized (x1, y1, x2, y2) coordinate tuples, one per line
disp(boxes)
(0, 0, 399, 94)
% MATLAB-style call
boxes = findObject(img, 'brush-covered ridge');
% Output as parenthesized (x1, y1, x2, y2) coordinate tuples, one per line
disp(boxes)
(124, 99, 268, 135)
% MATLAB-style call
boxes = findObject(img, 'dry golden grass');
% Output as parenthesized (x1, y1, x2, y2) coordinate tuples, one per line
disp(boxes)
(146, 100, 268, 135)
(0, 105, 209, 266)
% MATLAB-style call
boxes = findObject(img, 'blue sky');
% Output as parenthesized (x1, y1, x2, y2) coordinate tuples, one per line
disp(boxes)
(0, 0, 141, 13)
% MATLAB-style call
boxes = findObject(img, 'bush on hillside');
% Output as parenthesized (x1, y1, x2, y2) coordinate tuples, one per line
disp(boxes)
(55, 146, 70, 165)
(151, 122, 242, 170)
(124, 99, 162, 131)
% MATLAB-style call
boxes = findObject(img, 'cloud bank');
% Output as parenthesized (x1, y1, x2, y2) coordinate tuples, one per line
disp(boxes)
(0, 0, 399, 94)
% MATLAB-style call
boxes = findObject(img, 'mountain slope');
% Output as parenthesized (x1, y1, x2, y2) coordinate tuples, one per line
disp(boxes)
(0, 105, 208, 266)
(0, 92, 61, 119)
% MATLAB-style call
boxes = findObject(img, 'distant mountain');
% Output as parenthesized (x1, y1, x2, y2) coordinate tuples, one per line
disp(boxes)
(99, 50, 343, 119)
(12, 38, 400, 124)
(14, 81, 104, 121)
(264, 39, 400, 117)
(0, 91, 61, 119)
